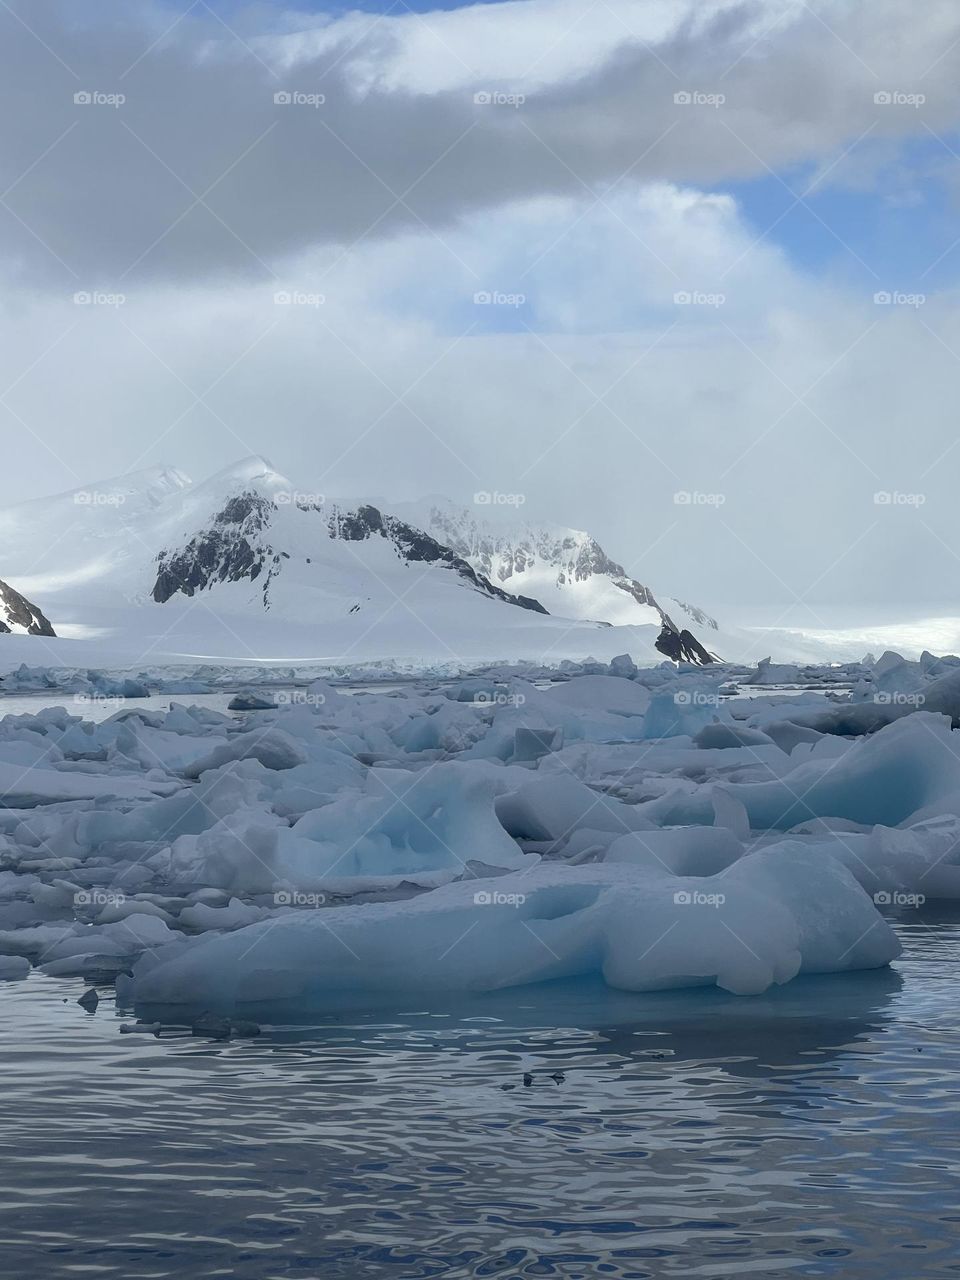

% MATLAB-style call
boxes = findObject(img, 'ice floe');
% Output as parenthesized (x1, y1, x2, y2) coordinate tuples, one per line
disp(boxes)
(0, 650, 958, 1015)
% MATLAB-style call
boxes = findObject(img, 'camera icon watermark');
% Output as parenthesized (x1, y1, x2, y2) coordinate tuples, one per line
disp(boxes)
(473, 490, 526, 507)
(473, 691, 526, 707)
(873, 889, 925, 907)
(276, 490, 325, 508)
(74, 490, 126, 507)
(873, 691, 925, 706)
(874, 90, 925, 108)
(74, 291, 126, 308)
(674, 490, 726, 506)
(474, 889, 526, 906)
(473, 290, 526, 307)
(274, 890, 327, 906)
(275, 690, 326, 707)
(73, 692, 125, 708)
(274, 90, 325, 107)
(74, 90, 125, 108)
(74, 889, 126, 908)
(673, 290, 725, 307)
(673, 889, 725, 907)
(873, 290, 925, 308)
(673, 690, 720, 707)
(873, 491, 926, 507)
(274, 290, 325, 307)
(473, 90, 526, 108)
(673, 90, 725, 108)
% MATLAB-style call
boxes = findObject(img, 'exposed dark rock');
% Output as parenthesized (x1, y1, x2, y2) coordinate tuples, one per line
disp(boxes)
(655, 623, 717, 665)
(0, 578, 56, 636)
(153, 492, 277, 602)
(329, 504, 549, 613)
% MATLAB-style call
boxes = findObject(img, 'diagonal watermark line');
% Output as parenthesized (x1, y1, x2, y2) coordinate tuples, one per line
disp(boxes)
(0, 120, 79, 202)
(0, 0, 79, 78)
(120, 1, 202, 80)
(117, 121, 280, 282)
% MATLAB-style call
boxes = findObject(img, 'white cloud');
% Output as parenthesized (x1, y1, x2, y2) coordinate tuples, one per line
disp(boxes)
(3, 176, 958, 612)
(2, 0, 960, 614)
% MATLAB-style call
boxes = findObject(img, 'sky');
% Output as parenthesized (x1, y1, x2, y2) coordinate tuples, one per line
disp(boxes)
(2, 0, 960, 618)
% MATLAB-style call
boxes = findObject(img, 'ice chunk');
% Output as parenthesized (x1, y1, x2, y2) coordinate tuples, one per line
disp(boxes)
(243, 762, 531, 894)
(605, 827, 743, 876)
(608, 654, 638, 679)
(646, 713, 960, 831)
(693, 722, 774, 749)
(0, 955, 30, 980)
(182, 727, 307, 777)
(130, 849, 898, 1012)
(513, 726, 562, 764)
(496, 775, 654, 843)
(227, 690, 276, 711)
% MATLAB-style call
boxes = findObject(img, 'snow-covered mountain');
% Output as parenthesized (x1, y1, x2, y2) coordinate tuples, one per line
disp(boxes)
(393, 498, 719, 635)
(151, 487, 546, 617)
(0, 458, 720, 667)
(0, 578, 55, 636)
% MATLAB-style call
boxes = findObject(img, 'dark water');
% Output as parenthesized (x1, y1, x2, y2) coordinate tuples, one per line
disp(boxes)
(1, 909, 958, 1279)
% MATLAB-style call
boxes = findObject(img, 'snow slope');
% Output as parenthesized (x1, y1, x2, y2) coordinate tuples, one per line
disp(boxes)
(394, 497, 719, 633)
(0, 458, 722, 668)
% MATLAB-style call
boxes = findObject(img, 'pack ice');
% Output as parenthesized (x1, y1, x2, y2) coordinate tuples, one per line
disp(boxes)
(4, 649, 960, 1014)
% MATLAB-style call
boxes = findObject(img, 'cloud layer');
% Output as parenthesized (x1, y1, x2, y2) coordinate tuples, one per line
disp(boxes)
(2, 0, 960, 617)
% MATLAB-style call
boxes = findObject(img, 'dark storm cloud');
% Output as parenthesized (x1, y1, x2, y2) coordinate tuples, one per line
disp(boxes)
(1, 0, 959, 288)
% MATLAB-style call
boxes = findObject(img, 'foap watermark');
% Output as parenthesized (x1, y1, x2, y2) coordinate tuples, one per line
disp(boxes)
(674, 689, 720, 707)
(74, 290, 125, 308)
(274, 90, 326, 107)
(674, 889, 726, 907)
(474, 290, 526, 308)
(674, 290, 725, 308)
(73, 692, 124, 709)
(474, 490, 526, 506)
(74, 90, 125, 108)
(474, 691, 526, 708)
(274, 890, 328, 907)
(275, 690, 326, 707)
(276, 490, 325, 507)
(74, 889, 125, 908)
(674, 90, 725, 108)
(874, 889, 925, 907)
(474, 889, 526, 906)
(74, 490, 126, 506)
(275, 290, 325, 307)
(874, 90, 925, 108)
(874, 490, 926, 507)
(674, 490, 726, 507)
(873, 691, 925, 707)
(874, 290, 925, 308)
(473, 90, 526, 108)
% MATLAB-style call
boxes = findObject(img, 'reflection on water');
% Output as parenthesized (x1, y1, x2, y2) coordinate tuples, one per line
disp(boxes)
(0, 911, 959, 1278)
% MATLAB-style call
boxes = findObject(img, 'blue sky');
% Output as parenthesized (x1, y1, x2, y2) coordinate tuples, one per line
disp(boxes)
(725, 136, 960, 291)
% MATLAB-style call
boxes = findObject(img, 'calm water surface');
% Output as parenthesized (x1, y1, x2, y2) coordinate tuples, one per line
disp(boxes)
(0, 908, 958, 1279)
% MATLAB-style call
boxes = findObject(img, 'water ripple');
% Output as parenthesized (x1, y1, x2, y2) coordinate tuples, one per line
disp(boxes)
(1, 908, 959, 1277)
